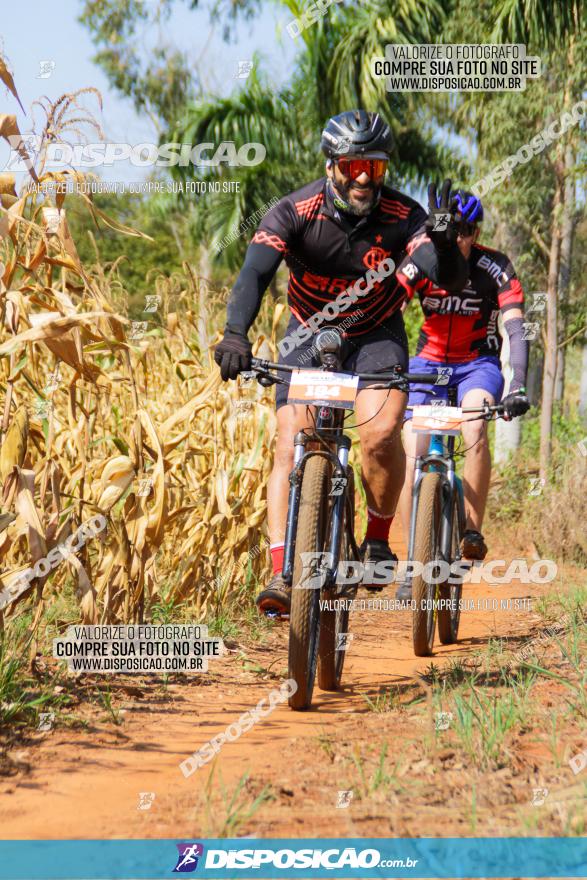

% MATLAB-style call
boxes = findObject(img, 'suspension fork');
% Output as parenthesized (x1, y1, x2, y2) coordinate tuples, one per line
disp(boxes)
(323, 435, 351, 589)
(407, 456, 424, 568)
(407, 448, 451, 584)
(439, 459, 457, 560)
(282, 431, 308, 585)
(438, 426, 460, 561)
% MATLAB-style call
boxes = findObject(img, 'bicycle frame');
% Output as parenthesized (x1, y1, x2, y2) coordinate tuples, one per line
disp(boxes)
(281, 413, 355, 589)
(249, 344, 437, 593)
(281, 350, 358, 591)
(406, 388, 466, 584)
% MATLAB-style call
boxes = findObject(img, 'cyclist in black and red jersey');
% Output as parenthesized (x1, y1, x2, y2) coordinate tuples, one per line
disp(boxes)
(215, 109, 469, 618)
(395, 191, 530, 593)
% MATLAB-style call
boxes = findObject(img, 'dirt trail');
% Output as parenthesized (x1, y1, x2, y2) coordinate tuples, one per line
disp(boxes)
(0, 527, 558, 840)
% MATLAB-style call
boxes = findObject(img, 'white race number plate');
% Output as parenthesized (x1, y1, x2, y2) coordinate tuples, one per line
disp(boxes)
(288, 370, 359, 409)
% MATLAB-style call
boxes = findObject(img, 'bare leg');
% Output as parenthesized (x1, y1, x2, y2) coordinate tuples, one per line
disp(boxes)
(355, 388, 407, 518)
(267, 404, 315, 544)
(460, 388, 494, 531)
(399, 419, 429, 547)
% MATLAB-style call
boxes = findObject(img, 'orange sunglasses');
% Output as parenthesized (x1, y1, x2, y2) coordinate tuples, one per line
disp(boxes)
(336, 157, 388, 180)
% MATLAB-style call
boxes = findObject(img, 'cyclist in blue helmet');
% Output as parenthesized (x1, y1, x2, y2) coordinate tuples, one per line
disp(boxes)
(454, 190, 484, 224)
(396, 189, 530, 589)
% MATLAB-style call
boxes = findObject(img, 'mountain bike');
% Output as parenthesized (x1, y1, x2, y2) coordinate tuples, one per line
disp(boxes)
(248, 328, 437, 710)
(406, 388, 506, 656)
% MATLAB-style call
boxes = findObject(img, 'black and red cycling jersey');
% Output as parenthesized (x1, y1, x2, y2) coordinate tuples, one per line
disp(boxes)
(226, 177, 468, 338)
(396, 243, 525, 362)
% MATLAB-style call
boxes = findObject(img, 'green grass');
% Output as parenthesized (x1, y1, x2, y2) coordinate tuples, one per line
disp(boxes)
(0, 623, 60, 728)
(315, 728, 336, 762)
(509, 591, 587, 720)
(199, 766, 274, 837)
(420, 582, 587, 778)
(362, 686, 401, 713)
(206, 610, 240, 641)
(95, 684, 125, 725)
(451, 685, 532, 767)
(350, 742, 405, 799)
(426, 660, 537, 769)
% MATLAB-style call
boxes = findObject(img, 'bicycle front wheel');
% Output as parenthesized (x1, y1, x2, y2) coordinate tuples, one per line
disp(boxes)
(412, 471, 442, 657)
(438, 492, 463, 644)
(288, 455, 330, 710)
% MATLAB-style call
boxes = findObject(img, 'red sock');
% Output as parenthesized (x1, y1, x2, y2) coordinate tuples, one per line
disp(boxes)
(270, 543, 285, 576)
(365, 508, 394, 543)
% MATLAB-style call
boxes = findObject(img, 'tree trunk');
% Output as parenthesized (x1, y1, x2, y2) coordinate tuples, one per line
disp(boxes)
(526, 356, 543, 406)
(555, 145, 576, 403)
(539, 173, 563, 481)
(555, 345, 564, 402)
(579, 336, 587, 421)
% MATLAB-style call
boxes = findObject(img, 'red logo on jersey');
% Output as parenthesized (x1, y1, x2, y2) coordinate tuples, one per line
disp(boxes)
(362, 245, 391, 270)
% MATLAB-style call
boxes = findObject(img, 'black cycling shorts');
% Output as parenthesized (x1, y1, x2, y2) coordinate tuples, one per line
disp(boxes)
(274, 313, 408, 410)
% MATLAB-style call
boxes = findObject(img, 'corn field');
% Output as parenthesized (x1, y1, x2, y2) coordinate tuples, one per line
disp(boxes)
(0, 71, 279, 631)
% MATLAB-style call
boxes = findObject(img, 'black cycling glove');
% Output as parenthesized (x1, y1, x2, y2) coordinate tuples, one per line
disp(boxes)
(425, 179, 459, 250)
(214, 328, 252, 381)
(502, 388, 530, 419)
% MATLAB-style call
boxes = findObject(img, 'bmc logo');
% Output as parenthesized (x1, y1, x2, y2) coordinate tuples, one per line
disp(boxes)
(422, 294, 482, 315)
(477, 254, 508, 284)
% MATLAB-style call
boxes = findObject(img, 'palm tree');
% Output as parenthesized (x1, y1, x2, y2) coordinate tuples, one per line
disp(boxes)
(170, 62, 321, 269)
(491, 0, 584, 45)
(168, 0, 463, 266)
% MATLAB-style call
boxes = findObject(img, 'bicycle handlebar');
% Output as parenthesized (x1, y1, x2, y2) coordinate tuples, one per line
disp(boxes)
(461, 403, 505, 414)
(247, 359, 511, 417)
(406, 402, 506, 418)
(248, 358, 439, 386)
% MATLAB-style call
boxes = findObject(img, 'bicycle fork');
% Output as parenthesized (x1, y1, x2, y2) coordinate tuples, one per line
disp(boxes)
(282, 432, 351, 590)
(407, 445, 456, 587)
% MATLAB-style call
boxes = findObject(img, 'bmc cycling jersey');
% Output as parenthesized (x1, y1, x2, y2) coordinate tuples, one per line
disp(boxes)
(396, 243, 525, 362)
(226, 177, 467, 339)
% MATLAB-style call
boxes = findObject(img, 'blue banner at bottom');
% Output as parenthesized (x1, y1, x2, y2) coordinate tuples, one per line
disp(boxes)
(0, 837, 586, 879)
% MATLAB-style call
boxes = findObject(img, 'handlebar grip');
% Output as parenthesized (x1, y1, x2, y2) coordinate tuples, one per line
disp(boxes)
(405, 373, 442, 384)
(460, 403, 506, 414)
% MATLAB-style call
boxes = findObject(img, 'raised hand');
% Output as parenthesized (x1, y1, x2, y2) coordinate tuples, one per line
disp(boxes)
(425, 178, 459, 250)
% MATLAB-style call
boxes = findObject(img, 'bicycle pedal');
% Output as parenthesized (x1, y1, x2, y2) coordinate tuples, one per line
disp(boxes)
(360, 570, 395, 590)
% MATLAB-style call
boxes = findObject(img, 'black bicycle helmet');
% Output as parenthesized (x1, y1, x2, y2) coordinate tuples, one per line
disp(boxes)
(320, 110, 393, 159)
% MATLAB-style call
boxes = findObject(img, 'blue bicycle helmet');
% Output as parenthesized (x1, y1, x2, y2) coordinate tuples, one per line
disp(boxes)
(454, 190, 484, 223)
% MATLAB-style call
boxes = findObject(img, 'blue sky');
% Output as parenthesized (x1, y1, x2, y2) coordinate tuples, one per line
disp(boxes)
(0, 0, 299, 183)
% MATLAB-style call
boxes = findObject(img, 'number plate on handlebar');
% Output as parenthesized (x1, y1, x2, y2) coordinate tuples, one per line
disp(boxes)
(288, 370, 359, 409)
(412, 405, 463, 435)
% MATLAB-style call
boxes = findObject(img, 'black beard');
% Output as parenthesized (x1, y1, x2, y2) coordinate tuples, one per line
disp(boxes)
(332, 178, 381, 217)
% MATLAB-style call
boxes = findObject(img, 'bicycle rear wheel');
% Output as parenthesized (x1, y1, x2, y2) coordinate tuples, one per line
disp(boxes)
(318, 469, 355, 691)
(288, 455, 329, 710)
(438, 492, 463, 644)
(412, 471, 442, 657)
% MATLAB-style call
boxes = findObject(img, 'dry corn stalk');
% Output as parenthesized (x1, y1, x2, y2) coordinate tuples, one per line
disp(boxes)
(0, 61, 275, 628)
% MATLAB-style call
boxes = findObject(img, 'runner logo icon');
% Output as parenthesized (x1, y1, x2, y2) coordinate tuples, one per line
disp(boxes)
(173, 843, 204, 872)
